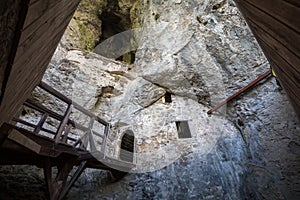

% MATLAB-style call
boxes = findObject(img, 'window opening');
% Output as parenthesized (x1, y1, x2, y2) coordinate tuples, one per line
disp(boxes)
(175, 121, 192, 138)
(164, 92, 172, 103)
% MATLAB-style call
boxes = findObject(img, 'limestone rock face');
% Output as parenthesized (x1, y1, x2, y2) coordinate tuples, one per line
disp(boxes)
(35, 0, 270, 172)
(62, 0, 143, 51)
(63, 0, 104, 50)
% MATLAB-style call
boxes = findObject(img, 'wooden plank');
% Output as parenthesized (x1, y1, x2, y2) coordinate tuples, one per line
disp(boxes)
(39, 82, 72, 104)
(256, 39, 300, 114)
(25, 99, 64, 121)
(238, 0, 300, 57)
(0, 0, 80, 127)
(284, 0, 300, 8)
(101, 125, 109, 154)
(234, 0, 300, 116)
(23, 0, 63, 29)
(12, 117, 37, 129)
(14, 3, 78, 68)
(256, 38, 300, 98)
(8, 129, 41, 154)
(245, 0, 300, 33)
(20, 0, 77, 45)
(246, 17, 300, 76)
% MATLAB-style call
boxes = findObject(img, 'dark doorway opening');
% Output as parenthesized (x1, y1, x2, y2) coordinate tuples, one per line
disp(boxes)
(176, 121, 192, 139)
(120, 130, 135, 162)
(164, 92, 172, 103)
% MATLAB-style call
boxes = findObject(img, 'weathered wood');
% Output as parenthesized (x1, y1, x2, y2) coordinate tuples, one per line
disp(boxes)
(52, 162, 73, 200)
(0, 0, 80, 126)
(18, 0, 77, 48)
(55, 104, 73, 143)
(59, 161, 87, 200)
(12, 117, 37, 129)
(245, 0, 300, 33)
(80, 133, 89, 150)
(43, 160, 53, 200)
(25, 99, 63, 122)
(8, 129, 41, 154)
(23, 0, 65, 29)
(246, 17, 300, 77)
(256, 38, 300, 110)
(39, 82, 109, 126)
(62, 124, 72, 143)
(34, 113, 48, 134)
(239, 0, 300, 57)
(25, 99, 89, 135)
(284, 0, 300, 7)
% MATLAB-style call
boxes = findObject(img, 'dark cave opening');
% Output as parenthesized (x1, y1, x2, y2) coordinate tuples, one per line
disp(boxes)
(98, 9, 136, 64)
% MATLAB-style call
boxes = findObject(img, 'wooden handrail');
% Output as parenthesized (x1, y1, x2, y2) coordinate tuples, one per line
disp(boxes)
(39, 82, 109, 126)
(207, 70, 272, 114)
(14, 82, 110, 152)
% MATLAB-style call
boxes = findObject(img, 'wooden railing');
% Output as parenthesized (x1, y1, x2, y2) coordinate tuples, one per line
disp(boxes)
(12, 82, 109, 154)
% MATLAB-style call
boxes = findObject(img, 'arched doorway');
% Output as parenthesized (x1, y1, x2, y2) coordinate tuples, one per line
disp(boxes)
(120, 130, 135, 163)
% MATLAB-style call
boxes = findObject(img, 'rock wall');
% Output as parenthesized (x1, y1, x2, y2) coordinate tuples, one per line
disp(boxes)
(62, 0, 143, 53)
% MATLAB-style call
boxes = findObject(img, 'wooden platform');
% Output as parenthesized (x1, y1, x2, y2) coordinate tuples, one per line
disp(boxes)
(234, 0, 300, 116)
(0, 82, 134, 199)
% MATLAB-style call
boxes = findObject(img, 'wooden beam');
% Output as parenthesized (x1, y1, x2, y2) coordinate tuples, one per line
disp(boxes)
(207, 70, 272, 114)
(59, 161, 87, 200)
(8, 129, 41, 154)
(55, 104, 73, 143)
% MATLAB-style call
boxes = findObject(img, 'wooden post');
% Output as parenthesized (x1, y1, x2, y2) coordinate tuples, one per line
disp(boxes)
(55, 104, 73, 143)
(43, 161, 53, 200)
(52, 162, 73, 200)
(101, 124, 110, 157)
(59, 161, 87, 200)
(62, 124, 72, 143)
(34, 113, 48, 134)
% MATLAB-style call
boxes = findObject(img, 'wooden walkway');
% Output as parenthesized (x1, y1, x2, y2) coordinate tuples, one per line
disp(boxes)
(0, 82, 134, 200)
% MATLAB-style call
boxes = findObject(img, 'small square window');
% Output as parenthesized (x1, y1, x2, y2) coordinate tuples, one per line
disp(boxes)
(175, 121, 192, 138)
(164, 92, 172, 103)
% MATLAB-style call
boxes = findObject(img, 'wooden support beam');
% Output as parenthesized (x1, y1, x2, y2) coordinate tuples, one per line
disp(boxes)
(8, 129, 41, 154)
(207, 70, 272, 114)
(59, 161, 87, 200)
(52, 162, 73, 200)
(43, 160, 54, 200)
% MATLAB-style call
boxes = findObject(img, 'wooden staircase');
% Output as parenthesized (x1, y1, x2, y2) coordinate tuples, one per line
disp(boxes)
(0, 82, 134, 200)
